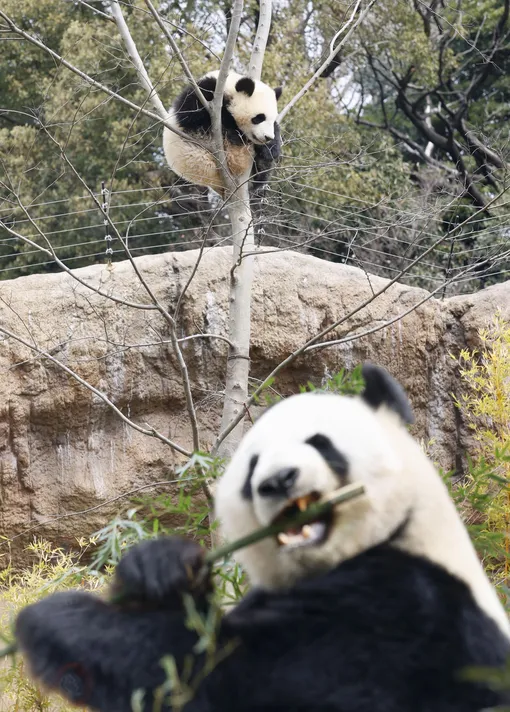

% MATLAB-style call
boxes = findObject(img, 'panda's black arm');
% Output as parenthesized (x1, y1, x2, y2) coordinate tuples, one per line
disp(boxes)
(251, 122, 282, 192)
(15, 590, 214, 712)
(15, 538, 216, 712)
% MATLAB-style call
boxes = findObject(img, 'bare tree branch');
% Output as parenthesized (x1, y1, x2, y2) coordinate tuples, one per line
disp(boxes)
(212, 184, 510, 452)
(0, 8, 204, 147)
(249, 0, 272, 80)
(143, 0, 210, 111)
(0, 324, 192, 457)
(109, 0, 168, 119)
(40, 129, 202, 452)
(278, 0, 376, 123)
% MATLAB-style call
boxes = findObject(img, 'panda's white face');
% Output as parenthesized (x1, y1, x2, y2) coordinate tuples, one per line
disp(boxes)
(215, 392, 417, 590)
(223, 73, 281, 145)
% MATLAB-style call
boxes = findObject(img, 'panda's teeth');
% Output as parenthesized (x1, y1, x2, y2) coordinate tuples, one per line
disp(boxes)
(296, 497, 309, 512)
(308, 521, 327, 541)
(277, 522, 327, 548)
(302, 525, 312, 539)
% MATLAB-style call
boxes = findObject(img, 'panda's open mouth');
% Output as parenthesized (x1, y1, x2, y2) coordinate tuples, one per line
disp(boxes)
(273, 492, 332, 549)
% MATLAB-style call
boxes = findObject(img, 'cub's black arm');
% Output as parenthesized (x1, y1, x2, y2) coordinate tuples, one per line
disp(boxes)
(15, 538, 215, 712)
(252, 123, 282, 188)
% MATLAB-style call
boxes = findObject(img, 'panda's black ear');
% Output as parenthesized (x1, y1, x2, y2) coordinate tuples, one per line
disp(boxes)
(235, 77, 255, 97)
(274, 86, 283, 100)
(361, 363, 414, 425)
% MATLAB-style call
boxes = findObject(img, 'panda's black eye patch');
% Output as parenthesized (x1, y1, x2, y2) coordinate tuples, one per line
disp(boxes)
(305, 434, 349, 483)
(241, 454, 259, 500)
(251, 114, 266, 125)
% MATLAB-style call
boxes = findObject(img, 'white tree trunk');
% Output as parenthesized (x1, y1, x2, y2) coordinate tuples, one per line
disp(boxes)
(216, 183, 255, 458)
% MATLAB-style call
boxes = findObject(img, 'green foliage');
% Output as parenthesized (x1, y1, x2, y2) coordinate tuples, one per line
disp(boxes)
(452, 315, 510, 593)
(299, 364, 365, 396)
(0, 539, 102, 711)
(86, 454, 222, 572)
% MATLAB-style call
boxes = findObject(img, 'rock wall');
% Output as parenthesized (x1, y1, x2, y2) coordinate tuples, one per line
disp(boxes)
(0, 247, 506, 556)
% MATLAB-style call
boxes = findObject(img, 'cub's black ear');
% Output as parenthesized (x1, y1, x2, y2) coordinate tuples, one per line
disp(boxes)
(235, 76, 255, 97)
(274, 86, 283, 100)
(361, 363, 414, 425)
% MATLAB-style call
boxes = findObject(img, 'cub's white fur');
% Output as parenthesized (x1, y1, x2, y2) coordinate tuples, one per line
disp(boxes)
(215, 391, 510, 637)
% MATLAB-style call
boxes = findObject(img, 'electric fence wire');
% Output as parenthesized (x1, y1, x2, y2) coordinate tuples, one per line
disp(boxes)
(0, 181, 508, 294)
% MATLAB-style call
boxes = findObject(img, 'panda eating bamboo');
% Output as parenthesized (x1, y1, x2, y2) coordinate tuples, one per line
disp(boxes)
(14, 364, 510, 712)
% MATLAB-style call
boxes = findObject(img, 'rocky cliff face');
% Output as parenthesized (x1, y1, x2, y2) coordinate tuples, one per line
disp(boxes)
(0, 247, 506, 555)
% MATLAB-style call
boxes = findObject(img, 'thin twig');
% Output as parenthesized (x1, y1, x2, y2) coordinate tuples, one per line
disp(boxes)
(0, 477, 200, 549)
(278, 0, 375, 123)
(73, 0, 115, 22)
(178, 333, 234, 348)
(144, 0, 209, 110)
(0, 323, 191, 457)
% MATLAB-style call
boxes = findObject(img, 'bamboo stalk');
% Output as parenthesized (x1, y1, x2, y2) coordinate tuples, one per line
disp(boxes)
(205, 482, 365, 565)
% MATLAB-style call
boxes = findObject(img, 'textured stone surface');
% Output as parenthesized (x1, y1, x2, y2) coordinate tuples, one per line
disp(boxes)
(0, 247, 505, 555)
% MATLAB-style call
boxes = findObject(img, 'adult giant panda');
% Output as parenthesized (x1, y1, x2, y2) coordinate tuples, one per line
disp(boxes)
(14, 364, 510, 712)
(163, 70, 282, 196)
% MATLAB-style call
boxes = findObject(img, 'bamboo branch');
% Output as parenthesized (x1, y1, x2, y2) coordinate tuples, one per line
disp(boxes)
(0, 483, 365, 659)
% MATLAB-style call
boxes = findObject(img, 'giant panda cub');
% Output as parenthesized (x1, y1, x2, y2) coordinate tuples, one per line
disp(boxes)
(163, 70, 282, 196)
(14, 364, 510, 712)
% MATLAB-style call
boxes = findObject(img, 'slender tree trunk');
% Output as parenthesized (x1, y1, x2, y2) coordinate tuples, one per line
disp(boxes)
(216, 184, 255, 458)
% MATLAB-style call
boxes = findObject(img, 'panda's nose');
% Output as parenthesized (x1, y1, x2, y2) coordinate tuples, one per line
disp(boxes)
(258, 468, 298, 497)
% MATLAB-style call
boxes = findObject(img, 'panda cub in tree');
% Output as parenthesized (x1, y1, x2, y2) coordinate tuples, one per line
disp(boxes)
(15, 364, 510, 712)
(163, 70, 282, 197)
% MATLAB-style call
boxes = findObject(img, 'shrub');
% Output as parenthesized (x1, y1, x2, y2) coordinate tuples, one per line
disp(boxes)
(453, 313, 510, 595)
(0, 538, 103, 711)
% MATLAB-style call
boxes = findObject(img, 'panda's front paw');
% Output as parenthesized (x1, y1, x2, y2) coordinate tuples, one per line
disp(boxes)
(112, 537, 211, 608)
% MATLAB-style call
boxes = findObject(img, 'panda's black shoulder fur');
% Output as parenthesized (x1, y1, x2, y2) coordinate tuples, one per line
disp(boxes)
(251, 122, 282, 194)
(15, 535, 510, 712)
(172, 75, 244, 144)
